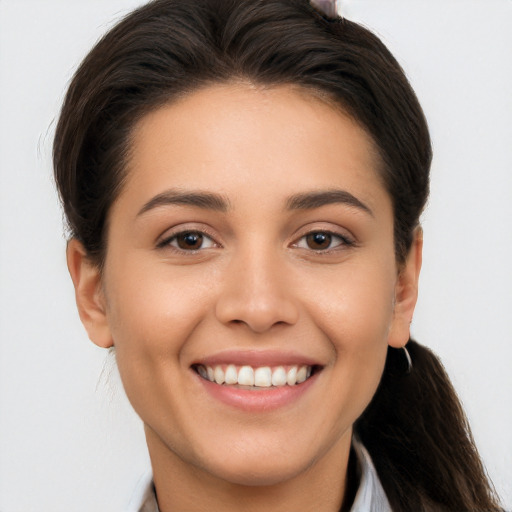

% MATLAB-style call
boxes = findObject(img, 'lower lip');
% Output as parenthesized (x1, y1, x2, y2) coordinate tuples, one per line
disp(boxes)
(195, 372, 319, 412)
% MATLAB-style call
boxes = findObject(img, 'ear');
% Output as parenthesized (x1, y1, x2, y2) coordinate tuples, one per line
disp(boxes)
(387, 227, 423, 348)
(66, 238, 113, 348)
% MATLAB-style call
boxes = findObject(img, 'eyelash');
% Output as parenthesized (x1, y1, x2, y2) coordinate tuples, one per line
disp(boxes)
(157, 228, 354, 254)
(293, 230, 355, 253)
(157, 229, 220, 253)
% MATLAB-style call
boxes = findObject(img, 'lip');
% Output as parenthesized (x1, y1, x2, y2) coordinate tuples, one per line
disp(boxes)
(195, 370, 320, 412)
(194, 349, 322, 368)
(191, 350, 323, 412)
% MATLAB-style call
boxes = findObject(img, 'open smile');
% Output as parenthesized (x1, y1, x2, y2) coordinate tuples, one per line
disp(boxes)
(193, 363, 321, 388)
(191, 357, 323, 411)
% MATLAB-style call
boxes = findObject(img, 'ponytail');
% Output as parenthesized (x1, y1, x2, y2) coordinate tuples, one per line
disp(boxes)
(355, 340, 502, 511)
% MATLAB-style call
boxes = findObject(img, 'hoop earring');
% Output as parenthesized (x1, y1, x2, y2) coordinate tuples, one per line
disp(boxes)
(402, 345, 412, 375)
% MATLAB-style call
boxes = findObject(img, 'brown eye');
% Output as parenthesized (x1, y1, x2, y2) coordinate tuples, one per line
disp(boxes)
(158, 229, 217, 252)
(306, 232, 332, 250)
(295, 230, 353, 252)
(175, 232, 204, 250)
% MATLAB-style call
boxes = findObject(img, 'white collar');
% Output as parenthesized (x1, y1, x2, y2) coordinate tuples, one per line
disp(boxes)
(350, 437, 392, 512)
(127, 438, 391, 512)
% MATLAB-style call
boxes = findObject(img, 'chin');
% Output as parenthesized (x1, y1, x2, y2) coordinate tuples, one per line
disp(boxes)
(203, 455, 311, 487)
(192, 430, 333, 488)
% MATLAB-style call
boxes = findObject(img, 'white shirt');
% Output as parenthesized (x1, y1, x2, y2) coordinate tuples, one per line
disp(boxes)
(127, 438, 392, 512)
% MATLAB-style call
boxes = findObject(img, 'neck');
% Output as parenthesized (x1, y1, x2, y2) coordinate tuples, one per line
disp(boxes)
(145, 425, 353, 512)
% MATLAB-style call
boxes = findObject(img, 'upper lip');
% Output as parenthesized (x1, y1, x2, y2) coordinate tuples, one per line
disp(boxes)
(192, 349, 323, 368)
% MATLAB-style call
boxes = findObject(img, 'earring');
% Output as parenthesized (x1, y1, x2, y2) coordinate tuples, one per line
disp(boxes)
(402, 345, 412, 375)
(310, 0, 338, 18)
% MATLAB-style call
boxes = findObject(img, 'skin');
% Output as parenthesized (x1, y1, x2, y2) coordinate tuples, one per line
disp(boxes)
(67, 83, 422, 512)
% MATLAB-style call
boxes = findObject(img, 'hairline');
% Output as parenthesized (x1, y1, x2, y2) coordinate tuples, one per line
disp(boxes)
(92, 77, 394, 270)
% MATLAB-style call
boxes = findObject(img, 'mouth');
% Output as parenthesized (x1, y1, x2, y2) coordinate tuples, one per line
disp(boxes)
(192, 363, 322, 389)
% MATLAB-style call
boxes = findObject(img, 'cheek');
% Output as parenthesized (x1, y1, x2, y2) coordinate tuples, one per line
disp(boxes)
(300, 259, 395, 414)
(303, 259, 396, 347)
(101, 262, 216, 432)
(106, 255, 211, 334)
(102, 256, 217, 387)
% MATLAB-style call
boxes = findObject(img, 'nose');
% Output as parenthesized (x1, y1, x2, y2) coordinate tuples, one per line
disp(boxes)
(215, 248, 300, 333)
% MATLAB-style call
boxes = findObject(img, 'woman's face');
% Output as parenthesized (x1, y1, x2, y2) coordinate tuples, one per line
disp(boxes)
(70, 83, 419, 487)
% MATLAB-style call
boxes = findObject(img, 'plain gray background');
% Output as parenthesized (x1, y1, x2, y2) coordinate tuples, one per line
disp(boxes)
(1, 1, 511, 510)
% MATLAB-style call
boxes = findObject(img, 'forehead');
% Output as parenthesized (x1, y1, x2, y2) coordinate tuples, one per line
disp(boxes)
(120, 82, 388, 215)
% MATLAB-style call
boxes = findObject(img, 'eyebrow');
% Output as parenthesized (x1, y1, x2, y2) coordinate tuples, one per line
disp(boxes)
(286, 189, 373, 216)
(137, 189, 230, 216)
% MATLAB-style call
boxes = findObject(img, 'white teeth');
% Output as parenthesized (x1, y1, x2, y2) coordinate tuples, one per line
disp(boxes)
(225, 364, 238, 385)
(271, 366, 287, 386)
(296, 366, 308, 384)
(197, 363, 315, 387)
(214, 366, 225, 385)
(254, 367, 272, 387)
(238, 366, 255, 386)
(286, 366, 297, 386)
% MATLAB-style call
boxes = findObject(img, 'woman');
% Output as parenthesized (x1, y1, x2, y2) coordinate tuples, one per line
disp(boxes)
(53, 0, 503, 510)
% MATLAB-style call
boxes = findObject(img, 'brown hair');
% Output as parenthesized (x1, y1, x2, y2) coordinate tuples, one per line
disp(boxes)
(53, 1, 502, 509)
